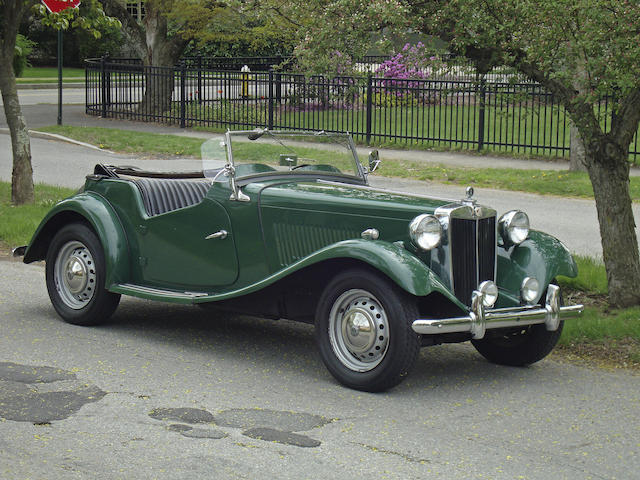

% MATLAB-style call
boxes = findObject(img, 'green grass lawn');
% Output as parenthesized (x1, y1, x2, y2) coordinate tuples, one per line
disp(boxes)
(557, 256, 640, 367)
(0, 182, 74, 248)
(16, 66, 85, 83)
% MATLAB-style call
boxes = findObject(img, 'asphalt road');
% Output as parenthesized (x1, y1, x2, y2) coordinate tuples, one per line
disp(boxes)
(1, 259, 639, 480)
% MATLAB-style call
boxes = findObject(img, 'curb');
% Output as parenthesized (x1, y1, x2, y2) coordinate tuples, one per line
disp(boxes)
(0, 128, 113, 153)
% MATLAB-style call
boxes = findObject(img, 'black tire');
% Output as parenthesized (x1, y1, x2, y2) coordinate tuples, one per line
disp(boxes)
(45, 223, 120, 326)
(315, 268, 421, 392)
(471, 286, 564, 366)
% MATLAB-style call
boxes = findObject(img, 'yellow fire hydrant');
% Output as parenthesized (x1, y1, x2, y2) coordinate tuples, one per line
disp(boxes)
(241, 65, 250, 98)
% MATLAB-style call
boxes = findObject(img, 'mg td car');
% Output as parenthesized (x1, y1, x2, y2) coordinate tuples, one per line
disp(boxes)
(17, 129, 583, 391)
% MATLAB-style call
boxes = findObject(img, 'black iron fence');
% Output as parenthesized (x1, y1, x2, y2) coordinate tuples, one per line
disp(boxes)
(85, 58, 639, 161)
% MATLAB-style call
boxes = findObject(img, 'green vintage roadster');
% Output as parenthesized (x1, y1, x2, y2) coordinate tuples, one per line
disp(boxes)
(17, 129, 583, 391)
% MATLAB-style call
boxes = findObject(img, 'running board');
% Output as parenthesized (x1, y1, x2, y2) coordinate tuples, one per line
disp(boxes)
(110, 283, 209, 304)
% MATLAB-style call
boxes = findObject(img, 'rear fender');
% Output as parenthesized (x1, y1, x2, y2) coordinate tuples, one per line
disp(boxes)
(24, 192, 129, 287)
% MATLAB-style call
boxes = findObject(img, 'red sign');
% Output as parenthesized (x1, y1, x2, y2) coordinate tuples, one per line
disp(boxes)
(41, 0, 81, 13)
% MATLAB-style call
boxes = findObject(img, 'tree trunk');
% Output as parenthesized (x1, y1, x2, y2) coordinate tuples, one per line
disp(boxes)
(136, 5, 185, 117)
(569, 123, 587, 172)
(139, 62, 175, 117)
(585, 139, 640, 307)
(0, 45, 34, 205)
(100, 0, 187, 118)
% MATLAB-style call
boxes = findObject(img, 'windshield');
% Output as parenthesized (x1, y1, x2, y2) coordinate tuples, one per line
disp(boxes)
(216, 130, 365, 181)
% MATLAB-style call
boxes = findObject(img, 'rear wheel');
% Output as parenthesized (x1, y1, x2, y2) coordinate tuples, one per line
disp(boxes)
(45, 223, 120, 326)
(315, 269, 420, 392)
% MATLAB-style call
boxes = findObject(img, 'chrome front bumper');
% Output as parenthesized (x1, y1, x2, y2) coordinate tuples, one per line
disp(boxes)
(412, 284, 583, 340)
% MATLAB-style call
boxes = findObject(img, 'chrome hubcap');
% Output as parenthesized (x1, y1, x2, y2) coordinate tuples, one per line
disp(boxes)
(329, 289, 390, 372)
(65, 256, 88, 294)
(54, 241, 97, 309)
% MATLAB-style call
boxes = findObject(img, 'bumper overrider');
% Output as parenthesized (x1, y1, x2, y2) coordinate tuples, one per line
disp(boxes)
(412, 284, 583, 340)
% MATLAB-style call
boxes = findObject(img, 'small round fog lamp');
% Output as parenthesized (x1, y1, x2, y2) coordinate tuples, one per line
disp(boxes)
(479, 281, 498, 308)
(521, 277, 540, 304)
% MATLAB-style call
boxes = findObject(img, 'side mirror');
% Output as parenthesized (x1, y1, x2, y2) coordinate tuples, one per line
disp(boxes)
(368, 150, 380, 173)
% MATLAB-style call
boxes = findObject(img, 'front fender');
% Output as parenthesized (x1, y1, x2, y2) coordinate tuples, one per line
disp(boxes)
(24, 192, 130, 287)
(305, 239, 452, 297)
(194, 238, 463, 307)
(497, 230, 578, 304)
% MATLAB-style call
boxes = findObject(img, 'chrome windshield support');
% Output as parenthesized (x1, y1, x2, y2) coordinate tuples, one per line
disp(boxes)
(412, 285, 583, 340)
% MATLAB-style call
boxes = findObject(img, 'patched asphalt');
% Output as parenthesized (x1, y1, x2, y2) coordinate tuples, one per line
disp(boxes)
(0, 362, 106, 423)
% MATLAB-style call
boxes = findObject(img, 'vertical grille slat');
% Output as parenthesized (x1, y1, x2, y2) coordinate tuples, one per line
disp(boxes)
(478, 216, 496, 283)
(450, 215, 496, 305)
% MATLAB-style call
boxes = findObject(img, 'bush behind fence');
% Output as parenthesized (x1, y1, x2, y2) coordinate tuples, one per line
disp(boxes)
(85, 58, 639, 162)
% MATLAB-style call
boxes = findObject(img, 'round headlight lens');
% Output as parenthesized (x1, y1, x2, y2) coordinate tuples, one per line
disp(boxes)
(409, 214, 442, 251)
(479, 281, 498, 308)
(521, 277, 540, 304)
(499, 210, 530, 246)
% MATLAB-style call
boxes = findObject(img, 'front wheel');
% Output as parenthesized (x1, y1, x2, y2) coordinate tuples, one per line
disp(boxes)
(471, 284, 564, 366)
(471, 322, 564, 366)
(315, 269, 420, 392)
(45, 223, 120, 326)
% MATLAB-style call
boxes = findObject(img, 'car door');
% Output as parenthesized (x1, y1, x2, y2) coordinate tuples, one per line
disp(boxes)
(138, 198, 239, 290)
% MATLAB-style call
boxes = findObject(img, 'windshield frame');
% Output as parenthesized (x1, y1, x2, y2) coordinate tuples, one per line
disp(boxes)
(223, 129, 368, 184)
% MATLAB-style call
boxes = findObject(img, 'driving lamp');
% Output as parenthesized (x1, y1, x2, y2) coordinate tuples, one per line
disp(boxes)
(409, 214, 442, 251)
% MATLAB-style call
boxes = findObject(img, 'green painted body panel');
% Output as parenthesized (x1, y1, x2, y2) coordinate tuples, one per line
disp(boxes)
(107, 238, 463, 307)
(495, 230, 578, 307)
(258, 181, 446, 272)
(25, 171, 578, 312)
(83, 179, 239, 290)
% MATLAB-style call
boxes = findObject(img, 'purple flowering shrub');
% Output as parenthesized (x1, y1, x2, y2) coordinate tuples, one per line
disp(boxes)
(373, 43, 444, 106)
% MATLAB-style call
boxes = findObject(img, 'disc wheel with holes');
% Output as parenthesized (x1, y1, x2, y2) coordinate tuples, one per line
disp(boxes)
(471, 284, 564, 366)
(315, 268, 420, 392)
(45, 223, 120, 326)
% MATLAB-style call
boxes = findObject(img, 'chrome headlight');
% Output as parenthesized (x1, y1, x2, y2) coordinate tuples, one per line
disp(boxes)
(409, 214, 442, 251)
(479, 280, 498, 308)
(521, 277, 540, 304)
(498, 210, 529, 246)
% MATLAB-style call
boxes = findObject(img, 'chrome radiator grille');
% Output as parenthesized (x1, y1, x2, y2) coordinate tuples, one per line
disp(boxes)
(449, 215, 496, 305)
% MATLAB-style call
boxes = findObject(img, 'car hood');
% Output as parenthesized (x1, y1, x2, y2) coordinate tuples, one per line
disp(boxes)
(256, 180, 451, 220)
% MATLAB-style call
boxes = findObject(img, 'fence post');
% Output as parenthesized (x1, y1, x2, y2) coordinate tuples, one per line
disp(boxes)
(180, 60, 186, 128)
(197, 56, 202, 105)
(105, 53, 112, 110)
(268, 69, 274, 129)
(275, 71, 282, 104)
(477, 76, 486, 151)
(366, 75, 373, 145)
(100, 55, 108, 118)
